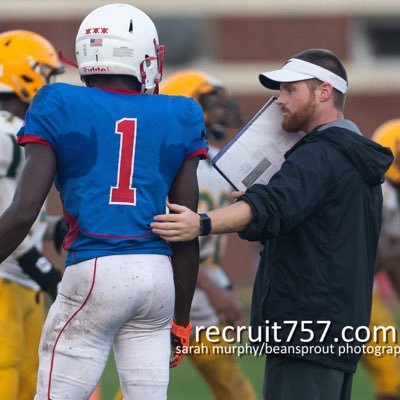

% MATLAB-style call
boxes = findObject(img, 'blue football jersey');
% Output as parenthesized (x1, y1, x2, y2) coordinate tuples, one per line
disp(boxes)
(18, 83, 208, 266)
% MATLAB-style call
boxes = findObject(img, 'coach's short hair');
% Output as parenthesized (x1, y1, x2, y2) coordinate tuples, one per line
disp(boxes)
(293, 49, 348, 111)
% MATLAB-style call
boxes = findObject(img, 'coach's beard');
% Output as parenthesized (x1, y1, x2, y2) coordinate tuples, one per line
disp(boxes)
(281, 96, 317, 133)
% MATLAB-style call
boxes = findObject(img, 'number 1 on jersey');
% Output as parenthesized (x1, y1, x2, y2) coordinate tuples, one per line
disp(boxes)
(110, 118, 137, 205)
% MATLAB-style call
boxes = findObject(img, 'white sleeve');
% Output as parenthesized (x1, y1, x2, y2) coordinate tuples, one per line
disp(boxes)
(0, 178, 47, 258)
(0, 178, 15, 213)
(0, 133, 14, 177)
(0, 111, 24, 178)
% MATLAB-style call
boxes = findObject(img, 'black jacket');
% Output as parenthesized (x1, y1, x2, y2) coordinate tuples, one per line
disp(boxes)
(240, 120, 393, 373)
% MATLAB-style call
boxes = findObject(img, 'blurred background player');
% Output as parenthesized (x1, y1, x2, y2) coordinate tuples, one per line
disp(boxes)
(161, 70, 256, 400)
(365, 119, 400, 400)
(0, 4, 207, 399)
(0, 30, 64, 400)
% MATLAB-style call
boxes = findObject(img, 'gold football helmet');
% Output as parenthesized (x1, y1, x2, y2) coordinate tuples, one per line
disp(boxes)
(160, 70, 221, 103)
(372, 119, 400, 183)
(0, 30, 63, 103)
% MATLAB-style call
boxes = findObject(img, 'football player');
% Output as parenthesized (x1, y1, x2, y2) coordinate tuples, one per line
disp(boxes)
(161, 71, 256, 400)
(0, 4, 207, 400)
(113, 70, 256, 400)
(368, 120, 400, 400)
(0, 30, 64, 400)
(114, 70, 256, 400)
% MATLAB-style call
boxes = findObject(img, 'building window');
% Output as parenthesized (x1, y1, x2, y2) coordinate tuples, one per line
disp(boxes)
(352, 17, 400, 61)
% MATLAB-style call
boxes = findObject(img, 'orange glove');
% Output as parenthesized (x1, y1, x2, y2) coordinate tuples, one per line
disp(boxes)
(170, 321, 192, 368)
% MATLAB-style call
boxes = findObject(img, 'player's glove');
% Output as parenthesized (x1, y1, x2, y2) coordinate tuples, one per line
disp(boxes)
(53, 218, 68, 254)
(17, 247, 62, 301)
(170, 321, 192, 368)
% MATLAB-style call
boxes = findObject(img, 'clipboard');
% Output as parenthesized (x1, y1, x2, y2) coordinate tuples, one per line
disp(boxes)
(212, 97, 304, 191)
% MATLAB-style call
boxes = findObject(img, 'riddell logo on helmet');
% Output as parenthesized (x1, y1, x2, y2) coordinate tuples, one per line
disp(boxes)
(82, 66, 110, 73)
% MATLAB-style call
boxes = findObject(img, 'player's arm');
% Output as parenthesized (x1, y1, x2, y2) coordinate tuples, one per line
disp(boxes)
(168, 156, 200, 327)
(197, 269, 244, 326)
(0, 143, 56, 263)
(375, 232, 400, 298)
(386, 268, 400, 300)
(167, 156, 201, 368)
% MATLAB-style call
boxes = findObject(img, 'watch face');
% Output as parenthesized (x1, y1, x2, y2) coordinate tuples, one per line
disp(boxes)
(200, 213, 212, 236)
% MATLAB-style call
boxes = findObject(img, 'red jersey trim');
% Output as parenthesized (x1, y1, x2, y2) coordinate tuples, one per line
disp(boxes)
(63, 210, 79, 250)
(63, 209, 153, 249)
(186, 148, 208, 160)
(17, 134, 52, 148)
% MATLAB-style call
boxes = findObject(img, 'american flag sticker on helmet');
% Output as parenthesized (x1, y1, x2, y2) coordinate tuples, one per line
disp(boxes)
(90, 38, 103, 47)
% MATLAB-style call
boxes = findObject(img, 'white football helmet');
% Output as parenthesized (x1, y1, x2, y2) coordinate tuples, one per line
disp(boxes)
(75, 3, 165, 93)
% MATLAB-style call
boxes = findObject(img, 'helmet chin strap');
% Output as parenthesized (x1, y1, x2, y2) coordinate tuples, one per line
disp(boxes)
(58, 50, 78, 68)
(139, 39, 166, 94)
(154, 40, 166, 94)
(139, 61, 147, 94)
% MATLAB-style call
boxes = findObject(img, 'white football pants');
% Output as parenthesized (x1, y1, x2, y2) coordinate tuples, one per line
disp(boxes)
(34, 254, 175, 400)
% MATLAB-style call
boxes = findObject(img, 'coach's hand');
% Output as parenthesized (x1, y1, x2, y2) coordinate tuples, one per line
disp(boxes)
(231, 190, 245, 200)
(151, 203, 200, 242)
(170, 321, 192, 368)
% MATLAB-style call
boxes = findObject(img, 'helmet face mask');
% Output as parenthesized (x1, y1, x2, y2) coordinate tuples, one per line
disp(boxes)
(372, 119, 400, 184)
(199, 89, 229, 141)
(32, 61, 58, 83)
(0, 30, 63, 103)
(75, 4, 165, 93)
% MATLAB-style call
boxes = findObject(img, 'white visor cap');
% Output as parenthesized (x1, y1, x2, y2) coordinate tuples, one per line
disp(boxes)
(259, 58, 348, 94)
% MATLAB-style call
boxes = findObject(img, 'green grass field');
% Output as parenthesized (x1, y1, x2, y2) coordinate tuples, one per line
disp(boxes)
(99, 350, 375, 399)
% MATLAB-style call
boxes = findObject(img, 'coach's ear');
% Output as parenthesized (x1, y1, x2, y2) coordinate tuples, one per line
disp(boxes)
(318, 82, 334, 103)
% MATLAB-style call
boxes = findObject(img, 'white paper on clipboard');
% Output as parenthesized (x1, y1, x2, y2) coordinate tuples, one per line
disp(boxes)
(212, 97, 305, 191)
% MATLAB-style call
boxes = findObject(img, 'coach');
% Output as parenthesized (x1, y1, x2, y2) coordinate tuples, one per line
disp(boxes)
(152, 48, 393, 400)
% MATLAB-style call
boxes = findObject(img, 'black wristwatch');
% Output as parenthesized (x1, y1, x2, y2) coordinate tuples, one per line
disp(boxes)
(198, 213, 212, 236)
